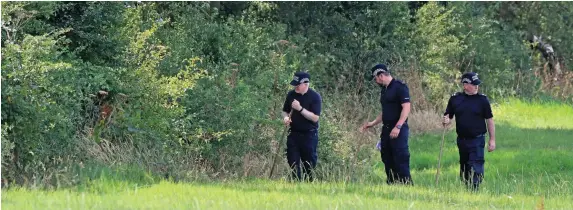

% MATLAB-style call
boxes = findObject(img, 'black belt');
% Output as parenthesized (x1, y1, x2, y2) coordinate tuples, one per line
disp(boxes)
(458, 133, 485, 139)
(382, 122, 405, 128)
(289, 129, 317, 133)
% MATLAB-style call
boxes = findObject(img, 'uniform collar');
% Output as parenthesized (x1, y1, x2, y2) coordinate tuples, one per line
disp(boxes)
(463, 91, 479, 96)
(296, 88, 312, 96)
(386, 78, 396, 88)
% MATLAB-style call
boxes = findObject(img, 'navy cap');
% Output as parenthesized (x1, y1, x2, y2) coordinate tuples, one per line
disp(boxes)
(369, 64, 390, 80)
(290, 71, 311, 86)
(461, 72, 482, 85)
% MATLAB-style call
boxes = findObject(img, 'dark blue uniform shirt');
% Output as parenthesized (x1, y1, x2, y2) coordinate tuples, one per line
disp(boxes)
(381, 79, 411, 125)
(283, 88, 322, 132)
(444, 92, 493, 138)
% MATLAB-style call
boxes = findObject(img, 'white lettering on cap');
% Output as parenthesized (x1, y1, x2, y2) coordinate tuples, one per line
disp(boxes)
(372, 68, 387, 77)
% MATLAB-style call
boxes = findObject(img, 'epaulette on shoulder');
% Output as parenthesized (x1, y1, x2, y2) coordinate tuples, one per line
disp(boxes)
(451, 92, 462, 97)
(478, 93, 487, 97)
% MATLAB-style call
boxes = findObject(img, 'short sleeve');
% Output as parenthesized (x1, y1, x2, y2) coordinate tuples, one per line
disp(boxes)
(282, 91, 293, 113)
(444, 96, 454, 119)
(398, 85, 411, 104)
(309, 92, 322, 116)
(483, 96, 493, 119)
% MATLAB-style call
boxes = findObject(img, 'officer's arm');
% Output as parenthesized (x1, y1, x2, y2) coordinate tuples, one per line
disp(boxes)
(444, 96, 454, 119)
(484, 97, 495, 140)
(397, 102, 411, 127)
(282, 92, 292, 119)
(300, 109, 319, 122)
(300, 93, 321, 123)
(369, 113, 383, 126)
(396, 85, 411, 127)
(486, 118, 495, 140)
(282, 111, 290, 119)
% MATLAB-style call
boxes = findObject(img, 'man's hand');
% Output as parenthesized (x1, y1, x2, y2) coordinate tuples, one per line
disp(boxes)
(390, 127, 400, 139)
(488, 138, 496, 152)
(291, 99, 302, 111)
(283, 116, 292, 126)
(442, 115, 451, 126)
(376, 140, 381, 151)
(360, 121, 375, 132)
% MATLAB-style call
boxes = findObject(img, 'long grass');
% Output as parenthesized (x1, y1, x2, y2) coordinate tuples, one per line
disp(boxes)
(2, 98, 572, 209)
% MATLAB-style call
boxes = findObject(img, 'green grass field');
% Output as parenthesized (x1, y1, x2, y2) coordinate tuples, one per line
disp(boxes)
(2, 98, 573, 209)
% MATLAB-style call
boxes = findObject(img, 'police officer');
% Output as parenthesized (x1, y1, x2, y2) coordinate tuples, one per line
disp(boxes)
(282, 71, 322, 182)
(442, 72, 496, 191)
(361, 64, 413, 185)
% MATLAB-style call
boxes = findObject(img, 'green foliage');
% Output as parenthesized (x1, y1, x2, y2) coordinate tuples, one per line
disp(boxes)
(2, 1, 573, 187)
(274, 2, 413, 92)
(411, 2, 465, 107)
(2, 32, 77, 178)
(497, 2, 573, 70)
(3, 99, 573, 208)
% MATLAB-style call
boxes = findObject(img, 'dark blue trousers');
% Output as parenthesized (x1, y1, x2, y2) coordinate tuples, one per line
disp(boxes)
(286, 130, 318, 182)
(457, 135, 485, 190)
(380, 124, 413, 185)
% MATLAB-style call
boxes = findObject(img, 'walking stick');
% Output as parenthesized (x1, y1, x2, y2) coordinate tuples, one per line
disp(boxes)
(435, 125, 447, 186)
(269, 111, 292, 179)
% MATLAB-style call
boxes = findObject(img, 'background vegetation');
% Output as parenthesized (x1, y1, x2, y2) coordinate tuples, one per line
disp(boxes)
(2, 2, 572, 190)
